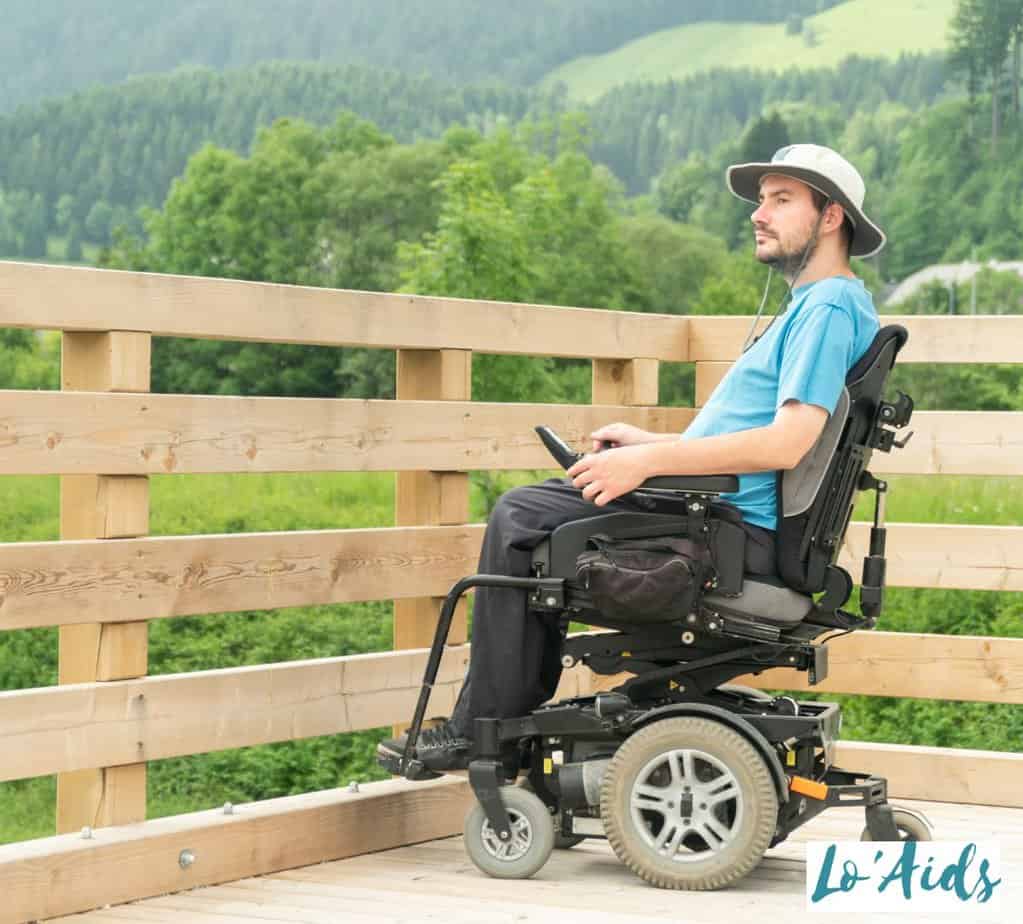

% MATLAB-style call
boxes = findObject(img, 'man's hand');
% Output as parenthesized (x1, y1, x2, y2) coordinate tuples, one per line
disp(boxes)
(589, 422, 657, 451)
(567, 444, 653, 506)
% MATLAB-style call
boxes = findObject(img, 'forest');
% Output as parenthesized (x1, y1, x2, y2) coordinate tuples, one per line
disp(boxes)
(0, 54, 951, 259)
(1, 0, 843, 111)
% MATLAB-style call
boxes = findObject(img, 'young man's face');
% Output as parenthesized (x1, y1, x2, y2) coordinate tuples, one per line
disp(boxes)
(750, 174, 821, 271)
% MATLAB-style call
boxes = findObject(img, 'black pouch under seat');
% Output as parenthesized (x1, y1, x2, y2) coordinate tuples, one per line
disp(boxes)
(575, 533, 709, 624)
(705, 515, 746, 596)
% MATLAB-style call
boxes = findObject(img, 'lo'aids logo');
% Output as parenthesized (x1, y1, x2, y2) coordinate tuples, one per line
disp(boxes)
(806, 841, 1002, 913)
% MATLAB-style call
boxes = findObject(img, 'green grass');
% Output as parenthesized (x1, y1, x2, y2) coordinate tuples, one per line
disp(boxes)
(1, 235, 103, 267)
(852, 473, 1023, 525)
(544, 0, 958, 102)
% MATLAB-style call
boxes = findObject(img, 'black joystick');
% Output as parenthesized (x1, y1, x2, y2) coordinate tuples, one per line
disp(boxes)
(534, 425, 656, 510)
(534, 426, 612, 470)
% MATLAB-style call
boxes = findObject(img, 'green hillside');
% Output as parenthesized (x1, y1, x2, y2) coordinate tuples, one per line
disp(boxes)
(546, 0, 958, 101)
(1, 0, 838, 112)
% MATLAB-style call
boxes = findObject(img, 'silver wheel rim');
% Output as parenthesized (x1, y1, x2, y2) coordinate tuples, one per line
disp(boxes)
(480, 808, 533, 861)
(629, 747, 744, 863)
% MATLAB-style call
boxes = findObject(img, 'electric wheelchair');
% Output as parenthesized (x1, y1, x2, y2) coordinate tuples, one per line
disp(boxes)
(379, 324, 931, 889)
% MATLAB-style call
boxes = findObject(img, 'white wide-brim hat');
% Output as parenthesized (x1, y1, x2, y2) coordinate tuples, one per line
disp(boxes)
(726, 144, 886, 258)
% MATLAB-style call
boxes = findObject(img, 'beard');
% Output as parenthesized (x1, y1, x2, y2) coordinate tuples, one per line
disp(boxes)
(756, 227, 819, 278)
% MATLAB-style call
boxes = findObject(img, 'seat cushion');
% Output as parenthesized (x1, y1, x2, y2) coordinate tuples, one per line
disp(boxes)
(702, 577, 813, 627)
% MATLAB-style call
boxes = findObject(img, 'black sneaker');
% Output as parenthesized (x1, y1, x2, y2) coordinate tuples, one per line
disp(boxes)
(377, 719, 474, 773)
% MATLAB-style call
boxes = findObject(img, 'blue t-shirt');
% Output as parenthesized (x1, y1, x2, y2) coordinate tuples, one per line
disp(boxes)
(682, 276, 880, 531)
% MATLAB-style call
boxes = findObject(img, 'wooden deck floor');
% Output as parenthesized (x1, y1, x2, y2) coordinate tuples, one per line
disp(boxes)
(53, 797, 1020, 924)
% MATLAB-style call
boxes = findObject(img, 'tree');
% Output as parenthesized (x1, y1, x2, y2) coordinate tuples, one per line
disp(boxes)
(84, 201, 115, 243)
(54, 194, 75, 233)
(618, 214, 731, 315)
(65, 222, 84, 262)
(20, 193, 48, 258)
(103, 112, 453, 398)
(655, 157, 714, 224)
(399, 120, 635, 404)
(948, 0, 1023, 143)
(738, 112, 791, 163)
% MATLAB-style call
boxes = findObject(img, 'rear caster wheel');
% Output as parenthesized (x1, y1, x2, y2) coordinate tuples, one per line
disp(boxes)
(464, 786, 555, 879)
(600, 717, 778, 890)
(860, 807, 933, 842)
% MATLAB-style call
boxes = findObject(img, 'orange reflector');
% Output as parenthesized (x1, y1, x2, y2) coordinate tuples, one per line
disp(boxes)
(789, 776, 828, 800)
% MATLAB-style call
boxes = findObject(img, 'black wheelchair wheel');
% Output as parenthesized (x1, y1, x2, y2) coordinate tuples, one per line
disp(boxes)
(600, 717, 778, 890)
(464, 786, 555, 879)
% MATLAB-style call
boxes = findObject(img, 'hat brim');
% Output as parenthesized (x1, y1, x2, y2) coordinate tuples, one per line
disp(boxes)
(726, 162, 886, 258)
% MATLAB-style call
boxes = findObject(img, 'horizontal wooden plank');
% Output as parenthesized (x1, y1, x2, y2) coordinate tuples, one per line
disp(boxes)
(0, 525, 484, 632)
(4, 390, 1019, 477)
(870, 411, 1023, 475)
(0, 776, 474, 924)
(0, 261, 689, 361)
(841, 522, 1023, 591)
(3, 757, 1018, 924)
(688, 314, 1023, 363)
(0, 647, 459, 782)
(834, 740, 1023, 808)
(1, 627, 1013, 783)
(732, 630, 1023, 704)
(2, 521, 1022, 634)
(0, 392, 694, 475)
(0, 647, 593, 782)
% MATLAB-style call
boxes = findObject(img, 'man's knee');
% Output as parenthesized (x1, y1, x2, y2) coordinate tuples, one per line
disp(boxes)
(487, 480, 567, 536)
(493, 481, 550, 515)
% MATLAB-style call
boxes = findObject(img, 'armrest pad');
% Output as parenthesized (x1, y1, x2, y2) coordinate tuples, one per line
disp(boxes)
(638, 474, 739, 494)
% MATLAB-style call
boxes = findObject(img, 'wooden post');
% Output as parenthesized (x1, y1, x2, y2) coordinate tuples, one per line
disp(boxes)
(393, 350, 472, 658)
(57, 331, 151, 833)
(592, 358, 659, 408)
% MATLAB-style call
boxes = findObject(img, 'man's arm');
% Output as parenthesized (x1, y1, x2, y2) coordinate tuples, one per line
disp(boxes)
(569, 401, 828, 506)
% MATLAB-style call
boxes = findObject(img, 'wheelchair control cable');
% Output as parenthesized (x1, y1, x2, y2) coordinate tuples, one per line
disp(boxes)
(741, 197, 833, 355)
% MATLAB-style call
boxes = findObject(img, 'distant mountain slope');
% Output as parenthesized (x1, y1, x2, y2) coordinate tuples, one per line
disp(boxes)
(1, 0, 844, 112)
(0, 54, 951, 258)
(545, 0, 957, 101)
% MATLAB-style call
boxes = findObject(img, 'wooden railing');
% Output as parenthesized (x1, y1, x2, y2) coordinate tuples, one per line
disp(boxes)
(0, 260, 1022, 922)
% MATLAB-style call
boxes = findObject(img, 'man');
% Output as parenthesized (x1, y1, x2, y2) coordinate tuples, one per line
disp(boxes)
(378, 143, 884, 773)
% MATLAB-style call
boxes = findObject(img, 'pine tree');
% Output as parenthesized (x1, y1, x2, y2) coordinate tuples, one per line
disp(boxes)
(948, 0, 1023, 142)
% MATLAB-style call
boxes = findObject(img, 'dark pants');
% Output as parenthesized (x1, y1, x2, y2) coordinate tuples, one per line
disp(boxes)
(449, 478, 776, 731)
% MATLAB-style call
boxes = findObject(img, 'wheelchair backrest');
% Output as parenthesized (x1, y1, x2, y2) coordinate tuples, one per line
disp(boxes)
(775, 324, 909, 595)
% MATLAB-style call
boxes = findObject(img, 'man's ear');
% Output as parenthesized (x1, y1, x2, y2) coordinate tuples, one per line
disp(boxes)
(825, 202, 846, 234)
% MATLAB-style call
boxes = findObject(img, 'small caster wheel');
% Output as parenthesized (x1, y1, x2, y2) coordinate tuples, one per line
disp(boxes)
(464, 786, 555, 879)
(860, 807, 933, 842)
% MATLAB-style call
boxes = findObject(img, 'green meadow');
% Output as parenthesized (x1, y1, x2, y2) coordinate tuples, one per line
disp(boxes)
(545, 0, 958, 102)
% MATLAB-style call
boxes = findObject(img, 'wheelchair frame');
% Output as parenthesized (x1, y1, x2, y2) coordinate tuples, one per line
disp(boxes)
(380, 325, 925, 887)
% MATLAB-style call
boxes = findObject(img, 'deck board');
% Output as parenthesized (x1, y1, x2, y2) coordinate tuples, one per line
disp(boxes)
(52, 798, 1019, 923)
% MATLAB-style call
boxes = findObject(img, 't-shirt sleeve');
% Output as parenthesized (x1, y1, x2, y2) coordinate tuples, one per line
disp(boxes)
(776, 302, 855, 414)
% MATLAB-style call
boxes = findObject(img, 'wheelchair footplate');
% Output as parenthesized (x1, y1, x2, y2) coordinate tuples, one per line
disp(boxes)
(376, 749, 442, 781)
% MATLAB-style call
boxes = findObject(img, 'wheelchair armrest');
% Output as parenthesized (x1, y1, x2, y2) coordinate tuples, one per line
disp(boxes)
(638, 474, 739, 494)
